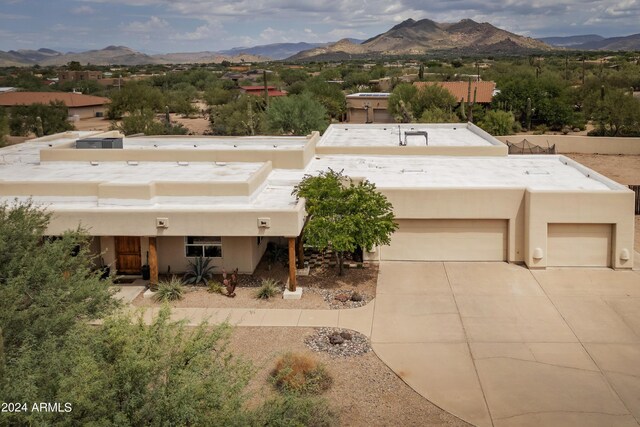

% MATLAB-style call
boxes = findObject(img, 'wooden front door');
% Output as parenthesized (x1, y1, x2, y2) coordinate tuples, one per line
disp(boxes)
(115, 236, 142, 275)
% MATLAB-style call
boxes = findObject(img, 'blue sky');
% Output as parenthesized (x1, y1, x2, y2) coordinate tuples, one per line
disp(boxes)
(1, 0, 639, 53)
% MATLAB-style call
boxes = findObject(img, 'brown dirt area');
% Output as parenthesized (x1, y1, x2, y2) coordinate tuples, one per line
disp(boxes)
(565, 153, 640, 186)
(132, 263, 378, 310)
(227, 327, 469, 427)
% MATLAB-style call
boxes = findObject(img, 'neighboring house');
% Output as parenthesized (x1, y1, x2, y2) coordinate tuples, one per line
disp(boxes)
(414, 81, 497, 104)
(0, 91, 110, 119)
(0, 87, 17, 93)
(0, 124, 633, 288)
(239, 86, 287, 97)
(58, 70, 103, 84)
(346, 93, 393, 123)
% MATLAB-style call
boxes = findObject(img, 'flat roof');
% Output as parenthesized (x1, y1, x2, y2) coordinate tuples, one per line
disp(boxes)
(0, 161, 263, 184)
(125, 136, 308, 151)
(0, 131, 625, 213)
(272, 155, 616, 191)
(319, 123, 502, 147)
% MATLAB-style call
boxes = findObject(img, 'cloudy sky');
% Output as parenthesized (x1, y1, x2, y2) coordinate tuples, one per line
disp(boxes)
(1, 0, 639, 53)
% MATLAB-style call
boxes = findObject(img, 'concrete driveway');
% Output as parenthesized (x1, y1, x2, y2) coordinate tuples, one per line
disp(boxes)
(372, 262, 640, 427)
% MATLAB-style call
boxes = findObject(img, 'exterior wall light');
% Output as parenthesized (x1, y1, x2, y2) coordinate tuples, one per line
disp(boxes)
(620, 249, 630, 261)
(532, 248, 544, 260)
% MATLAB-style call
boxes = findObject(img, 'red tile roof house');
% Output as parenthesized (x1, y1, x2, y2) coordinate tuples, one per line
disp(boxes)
(0, 91, 110, 120)
(413, 81, 497, 104)
(239, 86, 288, 97)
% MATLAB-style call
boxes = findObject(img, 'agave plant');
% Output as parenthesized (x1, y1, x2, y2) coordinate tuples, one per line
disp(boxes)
(183, 257, 215, 286)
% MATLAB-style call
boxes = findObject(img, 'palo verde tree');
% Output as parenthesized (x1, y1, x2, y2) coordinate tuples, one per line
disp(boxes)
(293, 169, 397, 275)
(0, 202, 336, 426)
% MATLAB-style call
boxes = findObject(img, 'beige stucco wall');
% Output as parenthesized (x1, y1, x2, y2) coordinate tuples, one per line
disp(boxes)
(46, 202, 306, 238)
(525, 190, 635, 269)
(154, 236, 265, 275)
(69, 106, 107, 119)
(497, 135, 640, 155)
(41, 132, 321, 169)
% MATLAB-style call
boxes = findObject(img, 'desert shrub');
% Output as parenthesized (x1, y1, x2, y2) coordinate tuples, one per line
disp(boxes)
(255, 278, 281, 300)
(478, 110, 515, 136)
(271, 352, 332, 395)
(183, 256, 215, 286)
(253, 394, 338, 427)
(207, 280, 224, 294)
(153, 277, 184, 302)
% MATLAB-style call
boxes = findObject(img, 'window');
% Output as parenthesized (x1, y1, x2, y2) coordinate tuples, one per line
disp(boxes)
(185, 236, 222, 258)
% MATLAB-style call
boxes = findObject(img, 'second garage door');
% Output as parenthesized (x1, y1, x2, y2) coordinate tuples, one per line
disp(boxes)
(380, 219, 508, 261)
(547, 223, 612, 267)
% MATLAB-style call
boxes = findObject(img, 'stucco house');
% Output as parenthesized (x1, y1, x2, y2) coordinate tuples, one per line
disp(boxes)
(0, 123, 634, 288)
(0, 91, 110, 119)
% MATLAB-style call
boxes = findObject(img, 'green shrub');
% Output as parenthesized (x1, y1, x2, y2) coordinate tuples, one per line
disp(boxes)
(207, 280, 224, 294)
(478, 110, 515, 136)
(255, 278, 281, 300)
(153, 277, 184, 302)
(271, 352, 332, 395)
(253, 394, 338, 427)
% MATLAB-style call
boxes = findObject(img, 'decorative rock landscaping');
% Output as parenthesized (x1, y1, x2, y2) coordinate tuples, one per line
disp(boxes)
(312, 288, 372, 309)
(304, 327, 371, 357)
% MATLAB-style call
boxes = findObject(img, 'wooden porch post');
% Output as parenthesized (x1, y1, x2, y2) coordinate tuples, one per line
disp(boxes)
(149, 237, 158, 286)
(288, 237, 297, 291)
(296, 235, 305, 269)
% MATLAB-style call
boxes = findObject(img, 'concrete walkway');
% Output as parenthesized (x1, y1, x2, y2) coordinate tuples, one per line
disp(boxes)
(131, 300, 375, 338)
(372, 262, 640, 427)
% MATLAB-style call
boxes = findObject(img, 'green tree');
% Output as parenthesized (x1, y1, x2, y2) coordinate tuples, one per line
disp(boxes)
(8, 101, 74, 136)
(0, 203, 336, 426)
(114, 110, 188, 136)
(478, 110, 516, 136)
(0, 108, 8, 147)
(304, 77, 346, 120)
(107, 81, 164, 119)
(267, 93, 328, 135)
(388, 83, 418, 122)
(293, 170, 397, 275)
(419, 107, 459, 123)
(210, 95, 266, 136)
(204, 86, 235, 106)
(586, 88, 640, 136)
(279, 68, 309, 86)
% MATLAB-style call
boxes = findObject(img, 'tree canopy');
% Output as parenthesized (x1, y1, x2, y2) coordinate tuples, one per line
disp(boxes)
(293, 169, 397, 275)
(0, 203, 336, 426)
(266, 93, 328, 135)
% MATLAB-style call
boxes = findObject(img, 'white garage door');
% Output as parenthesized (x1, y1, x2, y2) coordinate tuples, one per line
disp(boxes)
(380, 219, 508, 261)
(547, 223, 611, 267)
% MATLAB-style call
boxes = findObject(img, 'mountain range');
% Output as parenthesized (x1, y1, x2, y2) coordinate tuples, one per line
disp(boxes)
(538, 33, 640, 50)
(1, 19, 639, 67)
(289, 18, 553, 60)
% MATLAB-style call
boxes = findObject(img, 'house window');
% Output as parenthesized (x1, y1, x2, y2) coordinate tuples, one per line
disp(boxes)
(185, 236, 222, 258)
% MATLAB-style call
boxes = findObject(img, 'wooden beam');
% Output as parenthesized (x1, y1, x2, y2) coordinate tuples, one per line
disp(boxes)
(149, 237, 158, 286)
(288, 237, 297, 291)
(296, 235, 305, 269)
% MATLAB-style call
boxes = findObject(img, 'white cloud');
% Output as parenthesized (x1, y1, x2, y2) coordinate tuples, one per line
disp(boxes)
(71, 5, 96, 15)
(120, 16, 169, 33)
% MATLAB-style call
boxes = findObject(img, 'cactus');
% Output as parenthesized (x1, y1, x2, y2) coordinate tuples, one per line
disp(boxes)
(526, 97, 532, 132)
(35, 116, 43, 137)
(459, 98, 467, 121)
(600, 85, 606, 101)
(418, 63, 424, 80)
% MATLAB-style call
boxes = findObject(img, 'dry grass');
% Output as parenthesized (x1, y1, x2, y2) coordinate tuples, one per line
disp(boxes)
(271, 352, 332, 394)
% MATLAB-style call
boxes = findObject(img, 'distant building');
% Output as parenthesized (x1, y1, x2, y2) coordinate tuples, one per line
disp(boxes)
(0, 87, 17, 93)
(0, 91, 110, 119)
(346, 93, 393, 124)
(239, 86, 287, 97)
(413, 81, 497, 104)
(58, 70, 103, 84)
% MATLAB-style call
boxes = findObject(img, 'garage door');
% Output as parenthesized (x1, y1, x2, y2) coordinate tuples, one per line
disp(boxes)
(547, 223, 611, 267)
(380, 219, 508, 261)
(348, 109, 367, 123)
